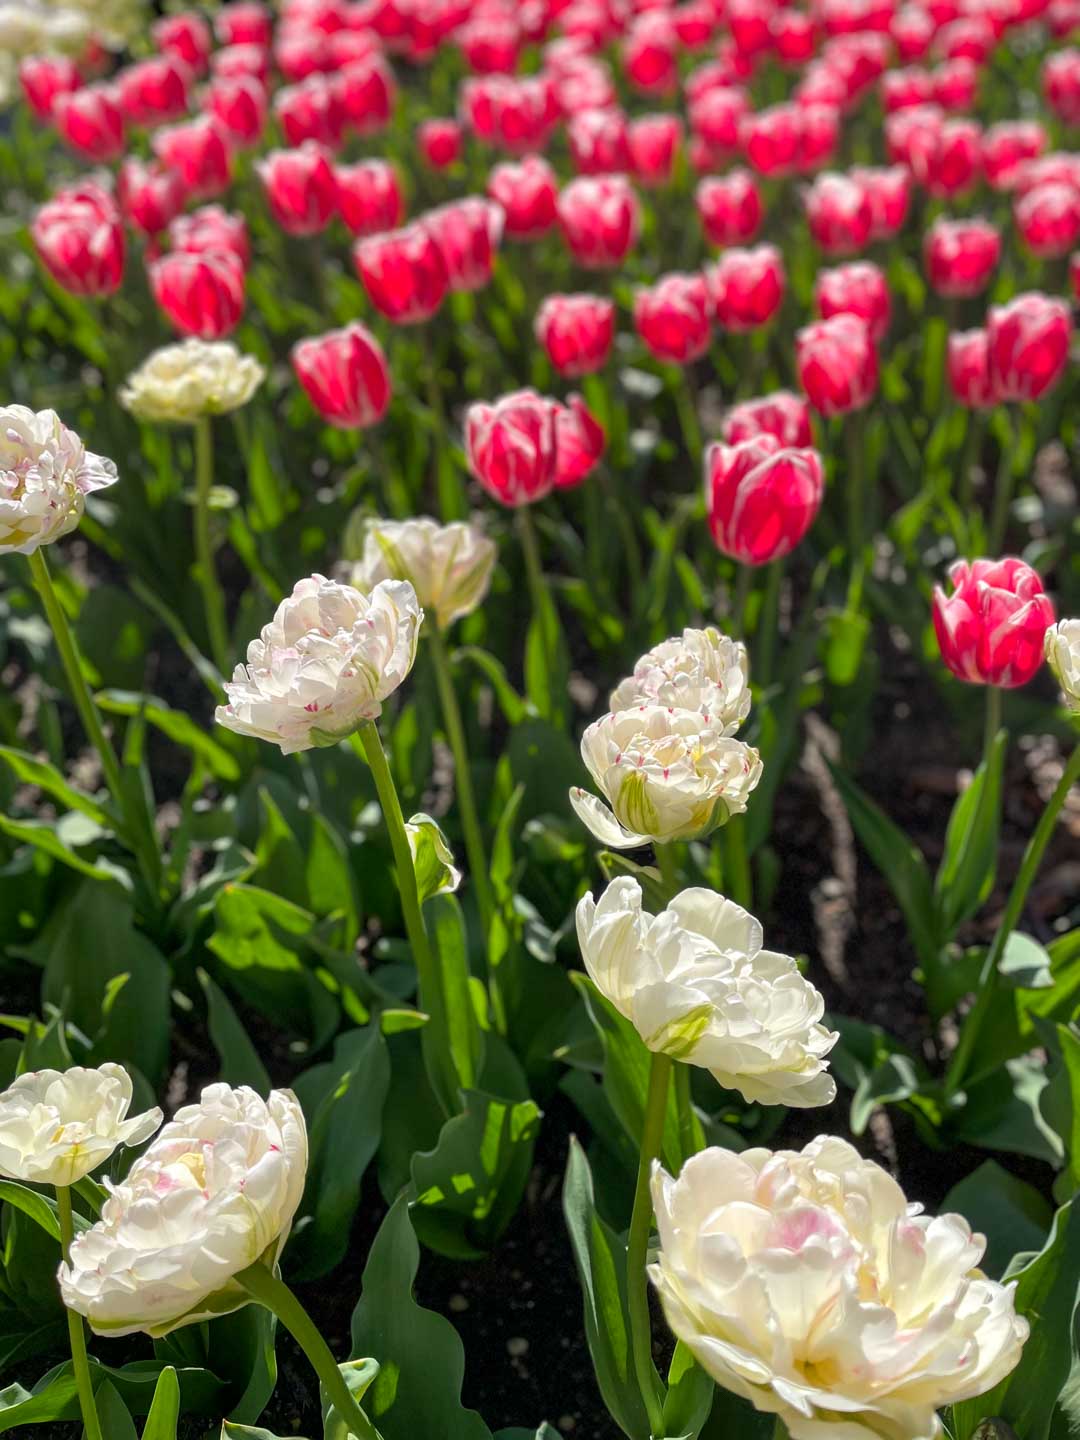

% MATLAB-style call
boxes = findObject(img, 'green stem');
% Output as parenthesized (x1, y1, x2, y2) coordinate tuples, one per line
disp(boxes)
(723, 819, 753, 912)
(673, 365, 703, 465)
(945, 738, 1080, 1097)
(988, 409, 1016, 553)
(194, 415, 230, 675)
(983, 685, 1004, 764)
(235, 1262, 382, 1440)
(517, 505, 549, 630)
(732, 563, 753, 639)
(626, 1051, 673, 1440)
(655, 840, 681, 901)
(755, 558, 783, 690)
(672, 1061, 699, 1165)
(845, 410, 866, 612)
(958, 409, 986, 555)
(56, 1186, 104, 1440)
(354, 721, 457, 1116)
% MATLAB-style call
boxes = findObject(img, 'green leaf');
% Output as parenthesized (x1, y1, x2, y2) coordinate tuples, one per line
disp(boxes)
(323, 1358, 379, 1440)
(942, 1160, 1052, 1278)
(662, 1343, 714, 1440)
(222, 1426, 308, 1440)
(142, 1367, 180, 1440)
(934, 731, 1007, 941)
(197, 969, 272, 1094)
(408, 814, 462, 905)
(0, 813, 130, 889)
(999, 932, 1054, 991)
(453, 647, 531, 725)
(426, 893, 485, 1093)
(523, 587, 569, 729)
(349, 1194, 492, 1440)
(562, 1138, 653, 1440)
(0, 1368, 79, 1431)
(0, 745, 112, 826)
(0, 1179, 62, 1240)
(698, 1385, 774, 1440)
(94, 1379, 138, 1440)
(96, 691, 240, 781)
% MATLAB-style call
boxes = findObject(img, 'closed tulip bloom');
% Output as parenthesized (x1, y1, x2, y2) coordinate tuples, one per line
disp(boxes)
(933, 55, 980, 111)
(983, 120, 1046, 190)
(805, 172, 873, 255)
(1044, 47, 1080, 123)
(118, 159, 188, 237)
(0, 1064, 161, 1187)
(207, 74, 268, 148)
(674, 1, 716, 48)
(635, 272, 712, 364)
(353, 517, 496, 630)
(772, 8, 818, 64)
(257, 144, 338, 236)
(628, 114, 682, 187)
(1015, 181, 1080, 257)
(19, 55, 81, 120)
(933, 557, 1056, 688)
(988, 292, 1072, 402)
(153, 12, 212, 75)
(567, 106, 631, 175)
(610, 627, 751, 731)
(729, 0, 773, 56)
(706, 435, 825, 565)
(217, 576, 422, 751)
(120, 339, 265, 424)
(882, 65, 935, 113)
(689, 86, 749, 161)
(557, 175, 640, 269)
(292, 323, 391, 429)
(1046, 618, 1080, 714)
(117, 56, 191, 126)
(710, 245, 785, 331)
(153, 117, 232, 200)
(623, 13, 679, 95)
(150, 250, 246, 339)
(723, 391, 813, 448)
(32, 185, 125, 298)
(216, 1, 272, 46)
(815, 261, 890, 341)
(577, 879, 837, 1104)
(0, 405, 118, 556)
(535, 293, 615, 377)
(924, 217, 1000, 297)
(212, 42, 272, 86)
(459, 15, 521, 73)
(418, 117, 462, 169)
(893, 2, 935, 59)
(650, 1139, 1027, 1440)
(741, 103, 803, 179)
(696, 170, 763, 246)
(274, 75, 345, 150)
(54, 85, 125, 161)
(948, 329, 998, 407)
(465, 389, 559, 506)
(59, 1086, 306, 1337)
(570, 706, 763, 849)
(424, 198, 503, 293)
(851, 163, 910, 238)
(929, 117, 983, 197)
(1015, 153, 1080, 198)
(797, 314, 879, 416)
(354, 223, 449, 324)
(554, 394, 605, 488)
(487, 155, 558, 240)
(336, 160, 403, 237)
(168, 205, 251, 268)
(461, 75, 556, 153)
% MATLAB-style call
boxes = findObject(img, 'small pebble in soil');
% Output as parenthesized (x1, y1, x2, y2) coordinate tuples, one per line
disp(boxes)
(558, 1415, 577, 1431)
(507, 1336, 529, 1357)
(449, 1292, 469, 1312)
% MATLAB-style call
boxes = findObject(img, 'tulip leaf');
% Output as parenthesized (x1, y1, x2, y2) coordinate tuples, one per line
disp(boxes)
(141, 1366, 180, 1440)
(697, 1386, 774, 1440)
(426, 893, 485, 1093)
(222, 1426, 308, 1439)
(0, 1369, 80, 1431)
(0, 1180, 62, 1242)
(94, 1378, 138, 1440)
(0, 813, 131, 891)
(197, 968, 272, 1095)
(349, 1193, 492, 1440)
(452, 646, 532, 725)
(998, 933, 1054, 991)
(95, 691, 241, 780)
(933, 730, 1007, 942)
(323, 1357, 379, 1440)
(0, 744, 113, 827)
(662, 1343, 715, 1440)
(942, 1160, 1052, 1278)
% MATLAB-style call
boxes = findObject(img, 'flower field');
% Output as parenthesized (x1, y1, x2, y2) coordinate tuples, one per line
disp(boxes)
(1, 0, 1080, 1437)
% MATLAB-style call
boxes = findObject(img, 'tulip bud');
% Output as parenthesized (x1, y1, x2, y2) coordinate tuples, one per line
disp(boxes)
(54, 85, 125, 162)
(1044, 46, 1080, 124)
(216, 1, 272, 47)
(153, 116, 232, 201)
(987, 292, 1072, 402)
(627, 114, 682, 187)
(554, 394, 606, 488)
(924, 217, 1001, 297)
(424, 197, 503, 293)
(947, 329, 998, 408)
(150, 250, 246, 340)
(465, 389, 560, 506)
(1015, 181, 1080, 257)
(634, 272, 713, 364)
(0, 405, 118, 556)
(212, 42, 272, 86)
(815, 260, 890, 341)
(722, 391, 813, 447)
(32, 185, 125, 298)
(153, 13, 213, 75)
(1046, 619, 1080, 714)
(418, 117, 463, 169)
(557, 175, 641, 268)
(983, 120, 1047, 190)
(623, 13, 679, 95)
(850, 163, 910, 238)
(710, 244, 785, 331)
(206, 74, 268, 148)
(567, 106, 631, 175)
(695, 169, 763, 247)
(292, 323, 392, 429)
(705, 434, 825, 565)
(19, 55, 81, 121)
(274, 75, 346, 150)
(168, 205, 251, 268)
(336, 159, 404, 238)
(116, 57, 192, 126)
(257, 144, 338, 236)
(534, 293, 615, 377)
(118, 159, 188, 237)
(796, 313, 879, 415)
(352, 516, 497, 630)
(688, 86, 749, 162)
(805, 171, 873, 254)
(933, 557, 1056, 688)
(354, 223, 449, 324)
(487, 155, 559, 240)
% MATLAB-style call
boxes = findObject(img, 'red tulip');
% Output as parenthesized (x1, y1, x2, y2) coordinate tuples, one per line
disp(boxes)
(256, 144, 338, 236)
(465, 389, 560, 506)
(628, 114, 682, 187)
(275, 29, 331, 83)
(674, 1, 716, 49)
(932, 57, 979, 112)
(424, 198, 503, 293)
(338, 56, 396, 135)
(892, 4, 935, 60)
(19, 55, 81, 121)
(168, 205, 251, 267)
(292, 323, 391, 429)
(567, 107, 631, 175)
(117, 57, 192, 127)
(982, 121, 1046, 191)
(31, 185, 125, 298)
(815, 261, 891, 342)
(688, 86, 750, 163)
(1044, 48, 1080, 124)
(211, 43, 272, 86)
(418, 118, 463, 170)
(551, 55, 618, 116)
(710, 244, 785, 330)
(729, 0, 774, 58)
(805, 172, 873, 254)
(1049, 0, 1080, 34)
(796, 313, 879, 415)
(554, 394, 606, 487)
(216, 1, 273, 47)
(557, 175, 640, 269)
(150, 249, 246, 338)
(354, 223, 449, 323)
(741, 103, 802, 178)
(153, 117, 232, 200)
(275, 76, 346, 150)
(924, 218, 1001, 297)
(772, 8, 818, 64)
(819, 32, 890, 102)
(336, 159, 405, 236)
(1014, 153, 1080, 197)
(118, 159, 188, 236)
(705, 435, 826, 565)
(461, 75, 557, 154)
(459, 16, 521, 74)
(207, 75, 268, 148)
(152, 13, 213, 76)
(535, 293, 616, 376)
(850, 164, 910, 238)
(722, 392, 813, 447)
(987, 292, 1072, 402)
(634, 272, 713, 364)
(932, 558, 1056, 688)
(1015, 181, 1080, 257)
(622, 13, 679, 96)
(487, 155, 559, 239)
(54, 85, 125, 161)
(794, 62, 849, 110)
(947, 328, 998, 407)
(696, 169, 763, 246)
(1072, 251, 1080, 301)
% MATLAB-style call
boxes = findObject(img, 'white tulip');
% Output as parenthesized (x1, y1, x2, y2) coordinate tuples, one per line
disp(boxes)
(570, 705, 762, 849)
(576, 878, 836, 1106)
(650, 1138, 1028, 1440)
(1046, 618, 1080, 715)
(351, 516, 497, 631)
(215, 575, 423, 754)
(0, 1064, 161, 1187)
(0, 405, 117, 556)
(609, 628, 751, 736)
(119, 340, 266, 425)
(59, 1085, 307, 1338)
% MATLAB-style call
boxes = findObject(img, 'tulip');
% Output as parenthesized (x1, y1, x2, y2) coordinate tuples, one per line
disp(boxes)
(933, 557, 1056, 688)
(988, 292, 1072, 402)
(423, 198, 503, 293)
(796, 313, 879, 415)
(850, 163, 910, 238)
(929, 117, 983, 197)
(150, 250, 247, 339)
(551, 55, 618, 114)
(933, 55, 980, 111)
(19, 55, 81, 121)
(460, 15, 521, 73)
(168, 205, 251, 268)
(487, 155, 559, 240)
(650, 1140, 1027, 1440)
(554, 394, 606, 488)
(1015, 153, 1080, 196)
(983, 119, 1047, 190)
(54, 85, 125, 162)
(257, 144, 338, 236)
(353, 517, 497, 631)
(893, 2, 935, 58)
(153, 12, 212, 74)
(710, 244, 785, 331)
(153, 116, 232, 200)
(118, 159, 188, 237)
(120, 339, 265, 424)
(354, 223, 449, 324)
(212, 42, 272, 86)
(729, 0, 773, 56)
(722, 391, 813, 447)
(772, 8, 818, 63)
(1044, 47, 1080, 123)
(567, 106, 631, 174)
(116, 57, 192, 126)
(336, 159, 404, 238)
(696, 169, 763, 246)
(418, 117, 463, 169)
(31, 186, 125, 298)
(206, 74, 268, 148)
(610, 627, 751, 732)
(460, 74, 556, 153)
(216, 1, 273, 47)
(687, 85, 749, 162)
(535, 293, 615, 377)
(805, 171, 873, 254)
(557, 175, 640, 269)
(674, 1, 716, 48)
(292, 323, 391, 429)
(1046, 619, 1080, 714)
(622, 13, 679, 95)
(1015, 181, 1080, 257)
(705, 435, 825, 565)
(0, 405, 119, 557)
(274, 75, 346, 150)
(948, 329, 998, 407)
(743, 101, 838, 177)
(627, 114, 682, 187)
(634, 272, 713, 364)
(815, 260, 890, 341)
(882, 65, 935, 112)
(924, 217, 1001, 297)
(465, 389, 559, 506)
(338, 55, 397, 135)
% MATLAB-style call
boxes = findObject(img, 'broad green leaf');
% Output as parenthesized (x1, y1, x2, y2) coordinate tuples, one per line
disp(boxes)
(426, 893, 485, 1093)
(142, 1366, 180, 1440)
(222, 1426, 308, 1439)
(934, 731, 1007, 941)
(662, 1343, 714, 1440)
(197, 968, 272, 1094)
(94, 1379, 138, 1440)
(0, 745, 112, 826)
(697, 1385, 774, 1440)
(942, 1160, 1052, 1278)
(0, 813, 130, 889)
(96, 691, 240, 780)
(956, 1058, 1064, 1166)
(0, 1179, 61, 1240)
(0, 1368, 79, 1431)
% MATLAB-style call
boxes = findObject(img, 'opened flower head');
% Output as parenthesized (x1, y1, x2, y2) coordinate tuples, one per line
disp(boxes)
(351, 516, 497, 631)
(0, 404, 117, 556)
(1046, 618, 1080, 715)
(119, 338, 266, 424)
(609, 627, 751, 735)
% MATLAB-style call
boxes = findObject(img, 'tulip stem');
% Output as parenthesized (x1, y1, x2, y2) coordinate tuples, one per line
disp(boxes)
(983, 685, 1004, 765)
(56, 1185, 104, 1440)
(193, 415, 230, 675)
(987, 408, 1016, 553)
(655, 840, 680, 901)
(845, 411, 867, 612)
(672, 366, 703, 464)
(355, 721, 458, 1116)
(732, 563, 753, 638)
(627, 1051, 672, 1440)
(27, 547, 162, 904)
(236, 1262, 383, 1440)
(945, 738, 1080, 1098)
(755, 558, 783, 690)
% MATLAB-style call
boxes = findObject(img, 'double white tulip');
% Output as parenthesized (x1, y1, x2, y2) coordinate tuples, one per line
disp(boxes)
(119, 340, 266, 425)
(0, 1064, 162, 1187)
(59, 1085, 307, 1337)
(0, 405, 118, 556)
(577, 878, 836, 1107)
(215, 574, 423, 754)
(609, 627, 751, 734)
(351, 516, 497, 632)
(650, 1138, 1027, 1440)
(1046, 618, 1080, 715)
